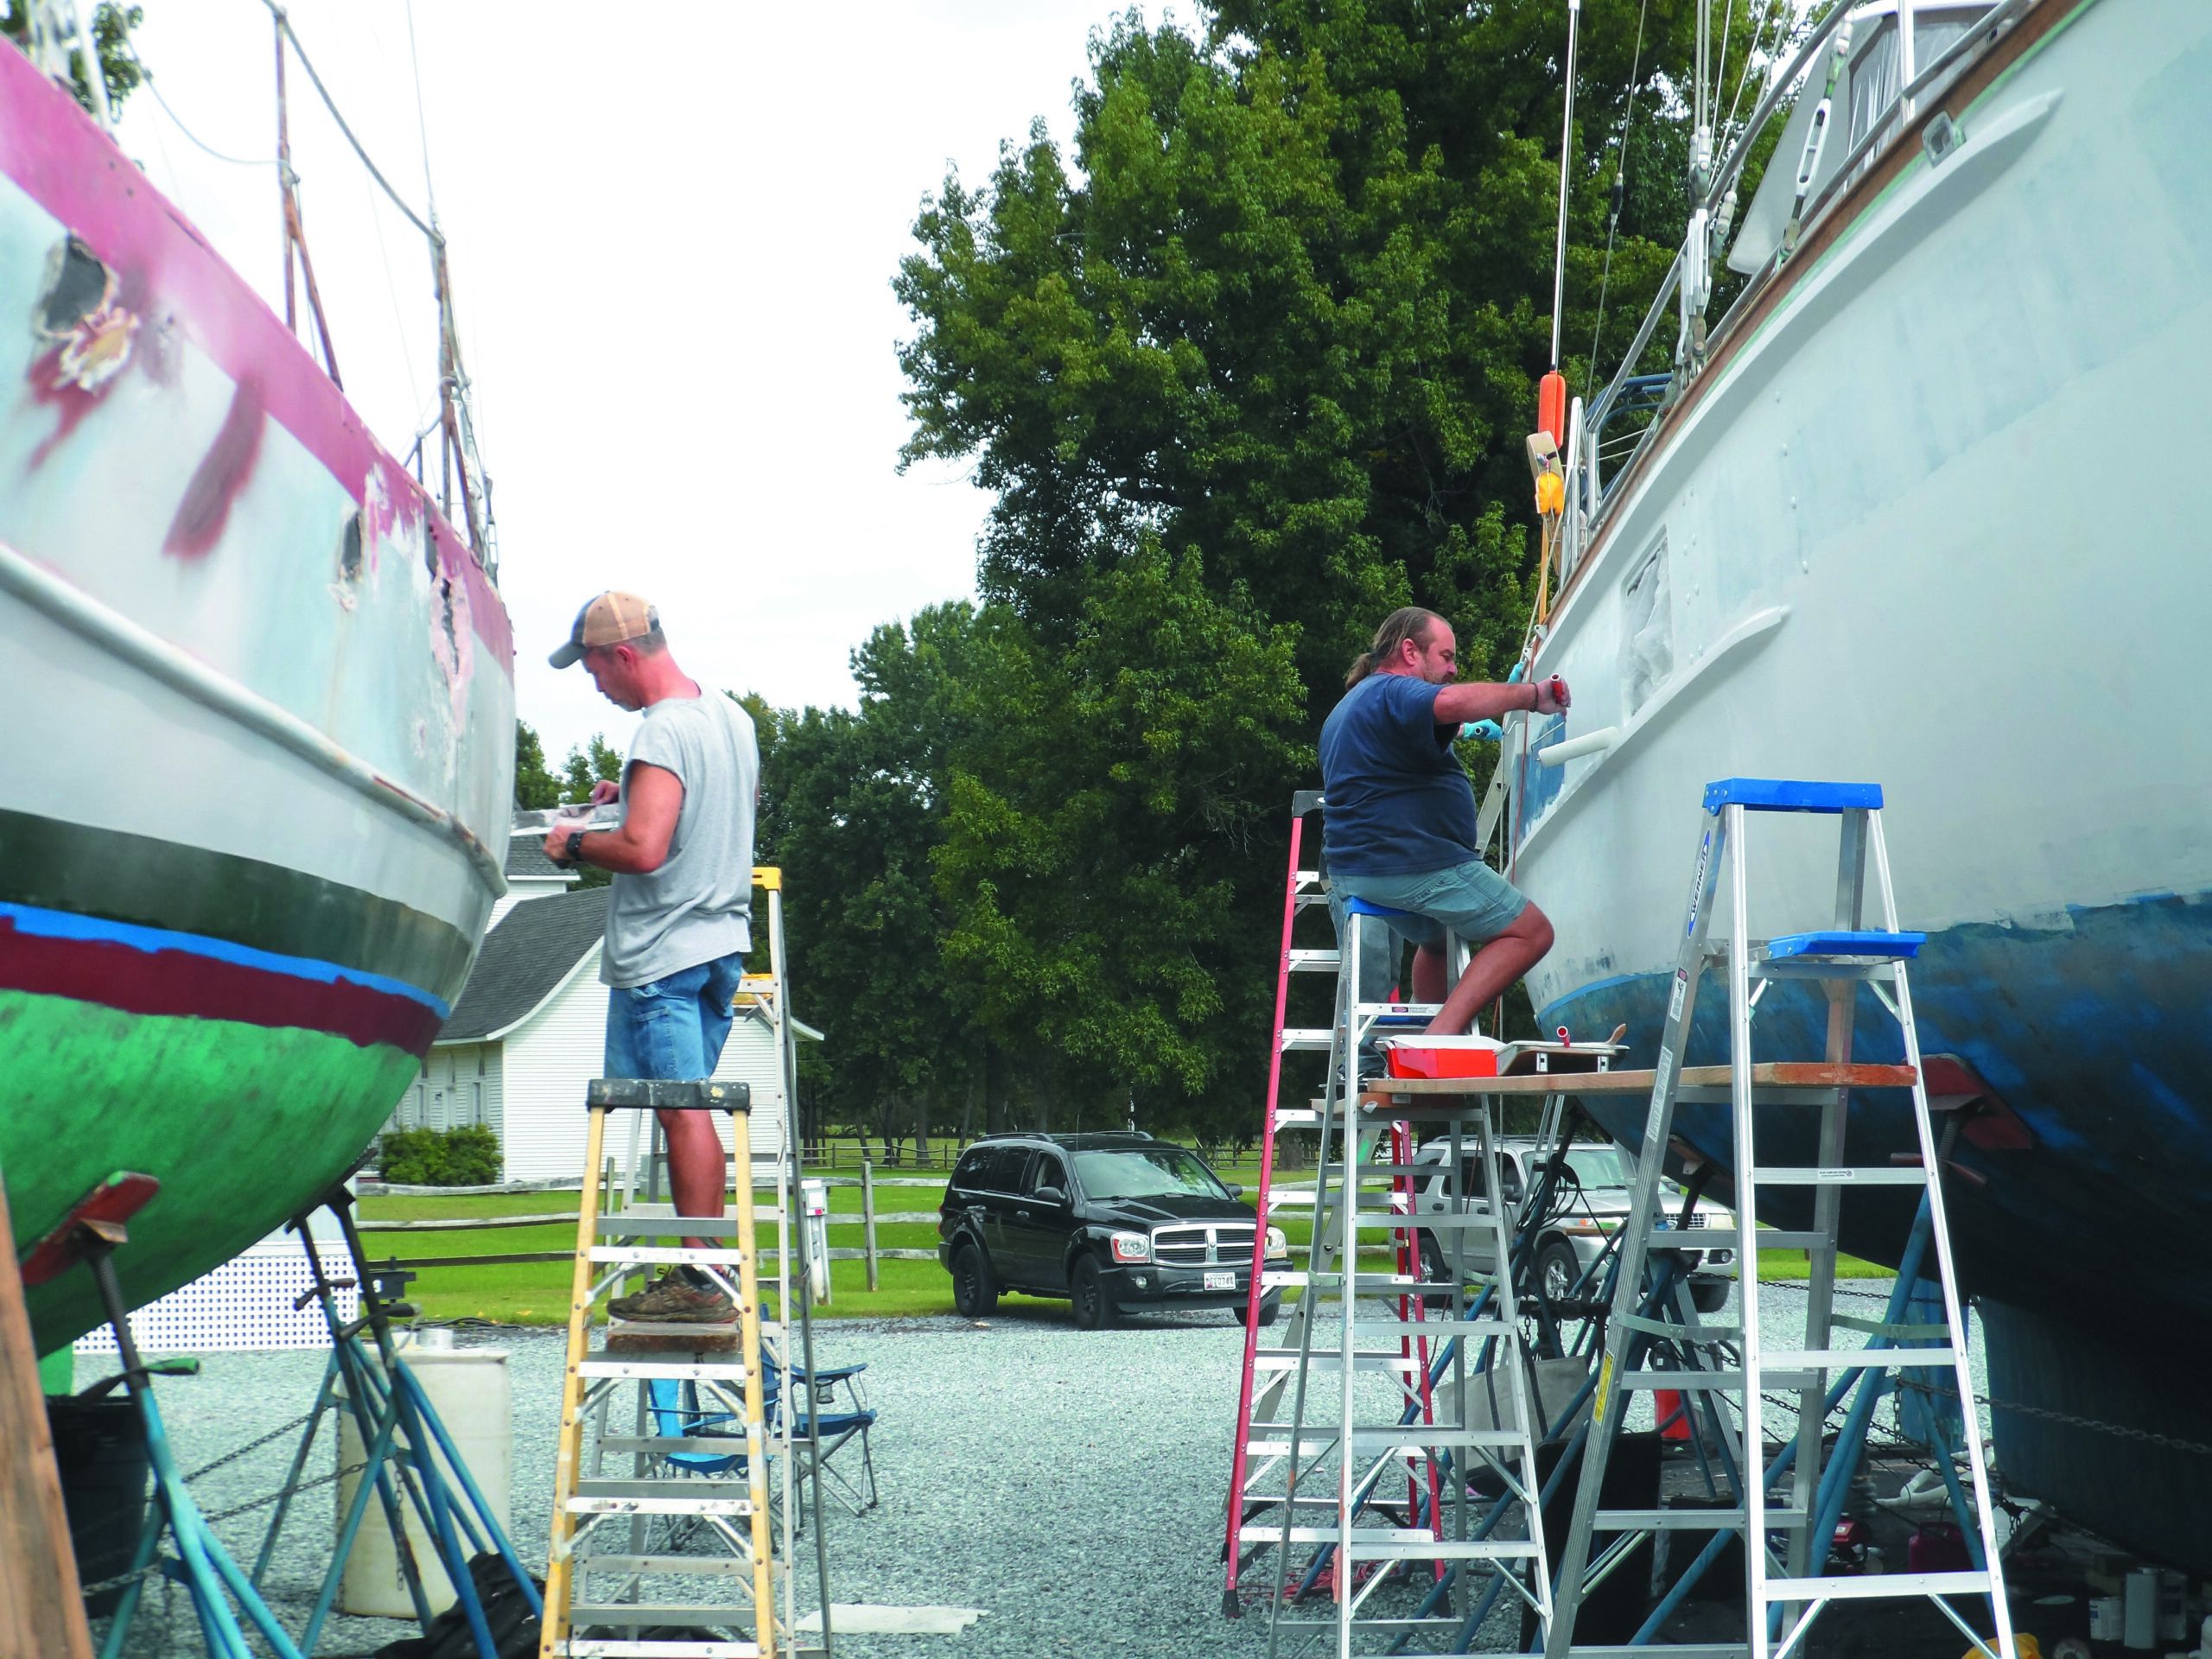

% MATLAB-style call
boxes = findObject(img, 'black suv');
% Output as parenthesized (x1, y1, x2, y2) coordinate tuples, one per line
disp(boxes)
(938, 1132, 1287, 1330)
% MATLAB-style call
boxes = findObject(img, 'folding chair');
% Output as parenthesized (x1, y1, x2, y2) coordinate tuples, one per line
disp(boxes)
(643, 1344, 879, 1528)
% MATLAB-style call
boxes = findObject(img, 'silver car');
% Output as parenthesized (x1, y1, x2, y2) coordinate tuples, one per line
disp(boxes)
(1409, 1138, 1737, 1313)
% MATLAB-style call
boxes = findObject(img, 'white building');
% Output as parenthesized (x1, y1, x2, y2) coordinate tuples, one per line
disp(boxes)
(392, 841, 817, 1180)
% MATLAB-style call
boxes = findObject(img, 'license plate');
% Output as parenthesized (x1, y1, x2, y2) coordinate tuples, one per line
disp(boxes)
(1205, 1270, 1236, 1291)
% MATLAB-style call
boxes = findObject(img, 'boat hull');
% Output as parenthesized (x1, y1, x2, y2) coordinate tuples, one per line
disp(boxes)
(0, 47, 512, 1345)
(1508, 0, 2212, 1566)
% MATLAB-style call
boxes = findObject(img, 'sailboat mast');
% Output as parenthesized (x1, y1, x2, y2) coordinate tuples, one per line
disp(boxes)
(1549, 0, 1581, 371)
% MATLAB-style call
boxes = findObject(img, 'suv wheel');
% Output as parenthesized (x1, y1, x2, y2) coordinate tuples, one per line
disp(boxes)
(1071, 1255, 1116, 1331)
(950, 1242, 999, 1318)
(1537, 1238, 1582, 1307)
(1418, 1231, 1455, 1308)
(1234, 1293, 1280, 1329)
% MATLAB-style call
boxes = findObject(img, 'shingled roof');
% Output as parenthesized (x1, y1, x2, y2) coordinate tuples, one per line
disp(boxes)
(438, 888, 607, 1042)
(505, 834, 574, 881)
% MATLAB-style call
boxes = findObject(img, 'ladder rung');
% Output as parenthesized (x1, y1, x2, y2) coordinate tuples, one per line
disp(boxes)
(590, 1246, 751, 1267)
(1597, 1508, 1808, 1530)
(1270, 1110, 1322, 1128)
(575, 1554, 758, 1578)
(1758, 1569, 1997, 1602)
(1253, 1351, 1421, 1373)
(1287, 949, 1342, 971)
(561, 1643, 760, 1659)
(567, 1604, 759, 1627)
(1758, 1347, 1959, 1371)
(1751, 1166, 1929, 1186)
(1281, 1030, 1336, 1051)
(581, 1355, 752, 1382)
(1620, 1370, 1818, 1392)
(1350, 1426, 1534, 1451)
(1263, 1270, 1427, 1290)
(597, 1216, 744, 1238)
(568, 1495, 755, 1519)
(1565, 1647, 1746, 1658)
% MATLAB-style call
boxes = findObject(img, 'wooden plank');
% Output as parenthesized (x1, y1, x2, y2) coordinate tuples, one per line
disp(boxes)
(1363, 1062, 1916, 1099)
(0, 1175, 96, 1659)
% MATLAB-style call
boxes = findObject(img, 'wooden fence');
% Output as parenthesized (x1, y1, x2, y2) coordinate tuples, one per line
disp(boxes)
(357, 1164, 943, 1291)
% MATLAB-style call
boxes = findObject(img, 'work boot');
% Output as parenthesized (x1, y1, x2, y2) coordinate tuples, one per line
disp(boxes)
(607, 1268, 734, 1324)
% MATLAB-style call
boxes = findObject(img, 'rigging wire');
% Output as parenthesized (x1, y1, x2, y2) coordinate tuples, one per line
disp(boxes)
(134, 60, 276, 168)
(1719, 0, 1794, 158)
(256, 0, 434, 242)
(1586, 0, 1652, 379)
(1548, 0, 1582, 371)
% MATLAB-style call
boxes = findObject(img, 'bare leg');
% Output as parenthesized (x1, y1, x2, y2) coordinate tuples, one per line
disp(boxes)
(1425, 904, 1555, 1037)
(660, 1107, 728, 1254)
(1410, 944, 1448, 1004)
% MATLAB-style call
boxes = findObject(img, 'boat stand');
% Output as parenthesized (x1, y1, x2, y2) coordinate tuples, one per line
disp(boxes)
(251, 1178, 542, 1657)
(21, 1173, 308, 1659)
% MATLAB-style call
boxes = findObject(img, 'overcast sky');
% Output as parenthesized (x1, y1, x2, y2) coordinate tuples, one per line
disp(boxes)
(116, 1, 1124, 761)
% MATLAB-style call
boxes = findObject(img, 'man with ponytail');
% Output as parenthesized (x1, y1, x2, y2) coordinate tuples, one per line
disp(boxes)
(1319, 607, 1568, 1036)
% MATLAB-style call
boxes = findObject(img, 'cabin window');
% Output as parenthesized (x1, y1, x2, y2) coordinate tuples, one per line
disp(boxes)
(1847, 9, 1989, 153)
(1621, 536, 1674, 716)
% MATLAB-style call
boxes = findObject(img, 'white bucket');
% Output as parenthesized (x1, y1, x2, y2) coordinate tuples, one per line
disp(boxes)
(334, 1344, 512, 1617)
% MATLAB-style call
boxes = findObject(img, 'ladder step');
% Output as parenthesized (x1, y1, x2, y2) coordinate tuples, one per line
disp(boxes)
(1270, 1110, 1322, 1128)
(1565, 1647, 1746, 1659)
(1759, 1347, 1959, 1371)
(1287, 949, 1342, 971)
(1761, 930, 1924, 962)
(1751, 1166, 1929, 1186)
(590, 1246, 751, 1268)
(559, 1643, 760, 1659)
(581, 1354, 752, 1382)
(1597, 1508, 1808, 1531)
(1274, 1529, 1543, 1561)
(569, 1478, 755, 1517)
(1254, 1351, 1422, 1374)
(574, 1554, 759, 1578)
(1281, 1030, 1336, 1052)
(1758, 1569, 1998, 1603)
(567, 1603, 759, 1628)
(1262, 1270, 1428, 1290)
(1620, 1370, 1818, 1392)
(597, 1216, 744, 1238)
(1268, 1617, 1472, 1635)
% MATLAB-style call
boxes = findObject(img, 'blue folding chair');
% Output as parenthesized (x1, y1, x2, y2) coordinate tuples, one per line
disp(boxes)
(645, 1345, 878, 1526)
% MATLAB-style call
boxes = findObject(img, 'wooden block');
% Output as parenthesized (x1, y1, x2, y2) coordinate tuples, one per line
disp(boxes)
(0, 1174, 95, 1659)
(605, 1320, 740, 1354)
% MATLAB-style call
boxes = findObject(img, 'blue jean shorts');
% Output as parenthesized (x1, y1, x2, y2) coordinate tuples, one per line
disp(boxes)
(606, 952, 747, 1081)
(1327, 859, 1531, 954)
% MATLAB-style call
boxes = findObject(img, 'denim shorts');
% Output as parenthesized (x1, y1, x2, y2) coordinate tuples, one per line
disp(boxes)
(605, 952, 747, 1081)
(1327, 859, 1531, 953)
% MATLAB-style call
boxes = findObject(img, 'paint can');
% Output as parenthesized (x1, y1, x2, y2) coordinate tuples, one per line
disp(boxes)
(2090, 1597, 2125, 1641)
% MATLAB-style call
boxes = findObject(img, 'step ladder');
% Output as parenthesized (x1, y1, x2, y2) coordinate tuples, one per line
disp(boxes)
(1225, 791, 1556, 1655)
(1544, 779, 2016, 1659)
(543, 1078, 778, 1659)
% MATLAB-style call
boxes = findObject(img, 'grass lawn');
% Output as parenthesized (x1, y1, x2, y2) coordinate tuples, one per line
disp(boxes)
(357, 1173, 958, 1325)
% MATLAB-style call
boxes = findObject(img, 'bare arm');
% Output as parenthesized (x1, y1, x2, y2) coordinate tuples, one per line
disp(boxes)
(541, 762, 683, 874)
(1431, 676, 1571, 726)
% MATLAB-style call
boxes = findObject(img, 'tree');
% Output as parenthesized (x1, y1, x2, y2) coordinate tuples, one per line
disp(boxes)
(513, 721, 560, 810)
(560, 735, 623, 804)
(1, 3, 143, 118)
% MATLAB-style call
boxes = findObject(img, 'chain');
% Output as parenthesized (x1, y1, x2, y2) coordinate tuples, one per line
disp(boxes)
(1898, 1379, 2212, 1458)
(181, 1408, 319, 1485)
(77, 1461, 370, 1601)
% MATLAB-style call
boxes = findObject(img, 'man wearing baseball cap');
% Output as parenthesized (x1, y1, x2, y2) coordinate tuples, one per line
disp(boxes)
(543, 591, 759, 1322)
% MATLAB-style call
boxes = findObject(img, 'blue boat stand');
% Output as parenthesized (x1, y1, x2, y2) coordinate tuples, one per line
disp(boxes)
(56, 1175, 539, 1658)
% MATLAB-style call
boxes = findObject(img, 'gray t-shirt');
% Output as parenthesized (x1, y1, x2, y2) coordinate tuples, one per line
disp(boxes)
(601, 691, 760, 988)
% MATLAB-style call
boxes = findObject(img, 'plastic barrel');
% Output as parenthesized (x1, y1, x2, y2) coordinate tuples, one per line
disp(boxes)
(47, 1393, 152, 1617)
(335, 1341, 511, 1617)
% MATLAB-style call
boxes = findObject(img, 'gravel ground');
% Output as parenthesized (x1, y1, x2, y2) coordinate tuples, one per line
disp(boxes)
(73, 1277, 1992, 1657)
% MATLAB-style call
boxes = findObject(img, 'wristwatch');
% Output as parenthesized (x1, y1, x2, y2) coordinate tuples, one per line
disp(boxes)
(565, 830, 588, 868)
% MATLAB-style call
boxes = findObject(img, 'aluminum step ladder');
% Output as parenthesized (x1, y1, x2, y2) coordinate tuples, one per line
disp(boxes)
(1225, 792, 1555, 1655)
(542, 1078, 778, 1659)
(1545, 779, 2016, 1659)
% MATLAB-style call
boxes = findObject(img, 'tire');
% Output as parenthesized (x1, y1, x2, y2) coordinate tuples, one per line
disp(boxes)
(1234, 1293, 1281, 1328)
(1537, 1238, 1583, 1308)
(1071, 1255, 1116, 1330)
(950, 1242, 999, 1318)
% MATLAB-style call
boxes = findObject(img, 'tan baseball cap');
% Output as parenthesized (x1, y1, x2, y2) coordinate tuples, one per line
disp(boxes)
(549, 591, 658, 668)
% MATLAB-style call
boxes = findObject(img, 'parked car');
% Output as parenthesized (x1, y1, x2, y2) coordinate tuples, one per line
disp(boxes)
(1409, 1137, 1737, 1313)
(938, 1132, 1288, 1330)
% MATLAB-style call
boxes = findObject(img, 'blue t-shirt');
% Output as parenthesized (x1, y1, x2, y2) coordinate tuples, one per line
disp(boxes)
(1319, 673, 1478, 875)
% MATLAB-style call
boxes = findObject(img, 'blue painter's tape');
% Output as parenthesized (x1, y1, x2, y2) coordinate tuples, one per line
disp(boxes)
(1701, 778, 1884, 813)
(0, 899, 449, 1016)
